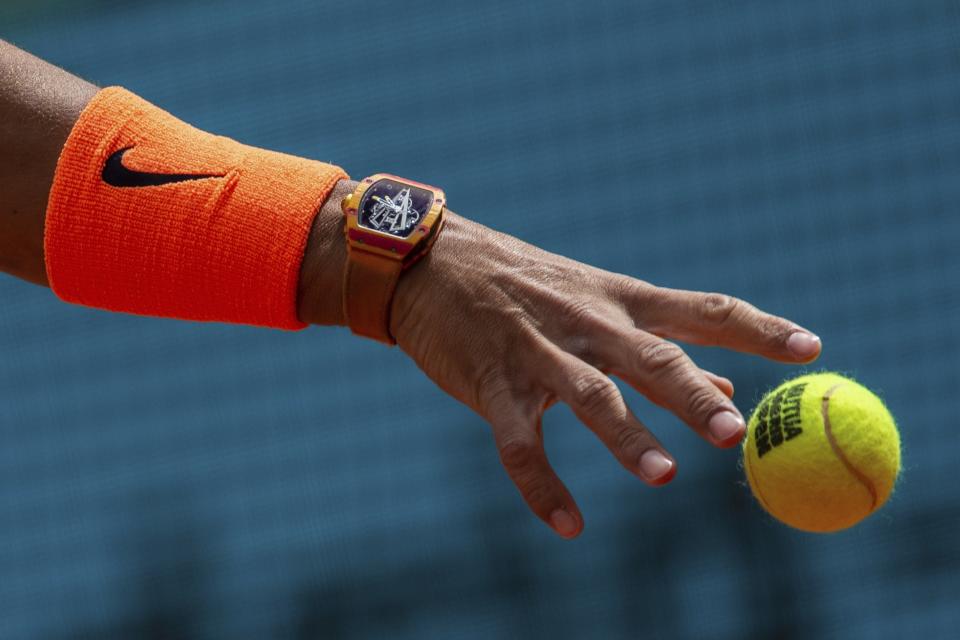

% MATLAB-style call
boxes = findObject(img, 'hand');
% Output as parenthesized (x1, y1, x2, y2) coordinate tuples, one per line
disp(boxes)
(390, 211, 821, 539)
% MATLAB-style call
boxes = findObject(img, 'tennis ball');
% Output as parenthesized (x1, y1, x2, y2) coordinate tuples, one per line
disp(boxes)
(742, 373, 901, 533)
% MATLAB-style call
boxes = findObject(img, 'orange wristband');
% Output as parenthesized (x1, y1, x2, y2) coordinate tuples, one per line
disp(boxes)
(44, 86, 348, 329)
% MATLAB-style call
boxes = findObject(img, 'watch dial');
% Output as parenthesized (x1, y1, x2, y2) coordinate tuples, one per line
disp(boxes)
(357, 179, 434, 239)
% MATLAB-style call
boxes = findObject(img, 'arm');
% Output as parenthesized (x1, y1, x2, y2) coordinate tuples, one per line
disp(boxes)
(0, 39, 96, 285)
(0, 38, 348, 325)
(0, 40, 822, 539)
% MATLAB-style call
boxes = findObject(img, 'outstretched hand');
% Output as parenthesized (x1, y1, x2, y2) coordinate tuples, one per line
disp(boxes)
(390, 211, 821, 539)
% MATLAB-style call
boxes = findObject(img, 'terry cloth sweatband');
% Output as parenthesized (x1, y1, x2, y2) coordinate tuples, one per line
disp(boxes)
(44, 86, 348, 329)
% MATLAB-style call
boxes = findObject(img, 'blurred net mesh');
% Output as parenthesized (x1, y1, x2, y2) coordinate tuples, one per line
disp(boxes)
(1, 1, 957, 638)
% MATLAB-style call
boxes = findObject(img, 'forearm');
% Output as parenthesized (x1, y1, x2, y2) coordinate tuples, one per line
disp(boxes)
(1, 39, 353, 329)
(0, 39, 97, 285)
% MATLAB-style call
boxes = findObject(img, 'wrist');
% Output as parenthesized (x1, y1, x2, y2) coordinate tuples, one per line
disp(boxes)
(389, 209, 468, 342)
(335, 175, 450, 343)
(297, 177, 357, 327)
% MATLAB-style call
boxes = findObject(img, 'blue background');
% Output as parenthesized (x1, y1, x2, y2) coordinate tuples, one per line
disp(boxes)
(2, 1, 958, 638)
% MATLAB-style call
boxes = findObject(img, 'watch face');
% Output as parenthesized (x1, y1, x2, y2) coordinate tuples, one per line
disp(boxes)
(357, 178, 435, 239)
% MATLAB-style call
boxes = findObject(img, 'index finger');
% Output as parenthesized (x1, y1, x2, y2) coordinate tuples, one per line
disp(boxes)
(614, 283, 821, 363)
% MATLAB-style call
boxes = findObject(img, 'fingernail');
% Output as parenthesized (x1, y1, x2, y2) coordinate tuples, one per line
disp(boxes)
(549, 508, 578, 538)
(708, 410, 745, 444)
(787, 331, 821, 359)
(639, 449, 674, 483)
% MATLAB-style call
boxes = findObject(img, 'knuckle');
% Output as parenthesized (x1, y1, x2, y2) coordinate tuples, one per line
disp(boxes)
(614, 424, 648, 458)
(498, 439, 538, 473)
(765, 317, 795, 346)
(476, 365, 513, 415)
(561, 298, 604, 332)
(571, 373, 619, 415)
(699, 293, 739, 326)
(613, 276, 655, 305)
(686, 384, 724, 420)
(521, 478, 556, 510)
(638, 340, 686, 376)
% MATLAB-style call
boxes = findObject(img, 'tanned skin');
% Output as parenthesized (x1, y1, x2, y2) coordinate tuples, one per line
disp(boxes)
(0, 39, 821, 539)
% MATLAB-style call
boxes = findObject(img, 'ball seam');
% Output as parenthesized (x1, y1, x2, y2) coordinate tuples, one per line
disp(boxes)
(822, 383, 879, 511)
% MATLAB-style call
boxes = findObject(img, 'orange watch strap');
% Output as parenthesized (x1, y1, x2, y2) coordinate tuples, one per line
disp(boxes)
(343, 249, 403, 344)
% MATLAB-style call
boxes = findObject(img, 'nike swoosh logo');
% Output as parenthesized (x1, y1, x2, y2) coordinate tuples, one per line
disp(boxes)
(102, 146, 226, 187)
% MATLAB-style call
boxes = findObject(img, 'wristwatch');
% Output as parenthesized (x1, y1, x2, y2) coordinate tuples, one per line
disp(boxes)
(341, 173, 446, 344)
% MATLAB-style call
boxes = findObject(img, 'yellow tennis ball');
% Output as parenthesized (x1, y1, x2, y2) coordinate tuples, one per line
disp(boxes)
(742, 372, 901, 533)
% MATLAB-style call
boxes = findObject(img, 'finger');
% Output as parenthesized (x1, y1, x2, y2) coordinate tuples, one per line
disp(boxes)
(610, 365, 732, 398)
(538, 345, 677, 486)
(489, 403, 584, 539)
(702, 369, 734, 399)
(613, 283, 821, 363)
(593, 327, 746, 448)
